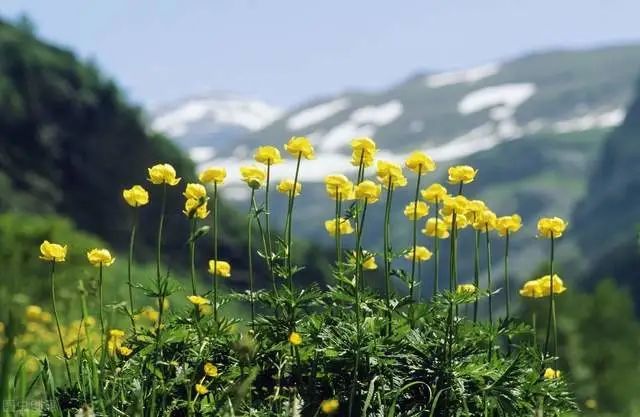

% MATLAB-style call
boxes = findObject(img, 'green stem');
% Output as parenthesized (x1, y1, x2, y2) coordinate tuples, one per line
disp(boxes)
(409, 167, 422, 328)
(383, 178, 394, 336)
(485, 225, 493, 325)
(544, 237, 557, 366)
(335, 191, 343, 273)
(264, 162, 277, 294)
(473, 228, 480, 322)
(212, 183, 219, 324)
(155, 183, 167, 360)
(433, 200, 440, 296)
(248, 189, 257, 333)
(189, 218, 198, 295)
(50, 262, 72, 384)
(504, 231, 511, 321)
(127, 208, 138, 334)
(98, 263, 106, 375)
(286, 153, 303, 292)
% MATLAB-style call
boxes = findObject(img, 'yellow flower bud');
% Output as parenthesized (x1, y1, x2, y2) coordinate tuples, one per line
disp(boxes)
(208, 260, 231, 277)
(195, 383, 209, 395)
(320, 399, 340, 414)
(187, 295, 209, 305)
(421, 183, 447, 203)
(377, 160, 407, 188)
(324, 218, 354, 236)
(496, 214, 522, 236)
(519, 280, 544, 298)
(288, 331, 302, 346)
(404, 246, 432, 262)
(354, 180, 381, 204)
(183, 183, 207, 200)
(324, 174, 355, 200)
(240, 165, 267, 189)
(537, 217, 567, 238)
(87, 248, 115, 267)
(122, 185, 149, 207)
(204, 362, 219, 377)
(277, 178, 302, 196)
(284, 136, 315, 159)
(25, 305, 43, 321)
(447, 165, 477, 184)
(147, 163, 181, 186)
(405, 151, 436, 174)
(535, 274, 567, 296)
(351, 137, 377, 167)
(404, 201, 429, 220)
(183, 198, 210, 219)
(254, 145, 283, 165)
(457, 284, 477, 295)
(39, 240, 67, 263)
(199, 166, 227, 184)
(422, 218, 450, 239)
(543, 368, 561, 379)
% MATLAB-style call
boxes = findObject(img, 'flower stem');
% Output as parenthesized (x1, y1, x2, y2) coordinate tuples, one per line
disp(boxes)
(433, 199, 440, 296)
(409, 166, 422, 328)
(155, 183, 167, 357)
(127, 208, 138, 333)
(504, 231, 511, 321)
(485, 225, 493, 325)
(383, 177, 394, 336)
(335, 191, 343, 273)
(285, 153, 303, 292)
(50, 262, 72, 384)
(248, 189, 257, 333)
(264, 162, 277, 294)
(212, 183, 219, 324)
(473, 228, 480, 322)
(544, 236, 557, 365)
(189, 218, 198, 295)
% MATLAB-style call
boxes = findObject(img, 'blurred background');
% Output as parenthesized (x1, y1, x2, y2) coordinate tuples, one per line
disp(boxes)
(1, 1, 640, 415)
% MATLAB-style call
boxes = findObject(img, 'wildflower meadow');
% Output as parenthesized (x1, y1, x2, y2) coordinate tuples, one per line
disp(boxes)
(0, 137, 575, 416)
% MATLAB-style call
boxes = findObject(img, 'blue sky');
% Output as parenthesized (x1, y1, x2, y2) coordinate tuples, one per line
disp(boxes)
(3, 1, 640, 109)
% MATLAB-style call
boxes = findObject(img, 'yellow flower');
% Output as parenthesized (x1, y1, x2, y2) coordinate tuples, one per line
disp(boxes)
(140, 307, 159, 323)
(536, 274, 567, 296)
(39, 240, 67, 262)
(117, 346, 133, 356)
(537, 217, 567, 238)
(441, 195, 469, 216)
(122, 185, 149, 207)
(183, 183, 207, 200)
(183, 198, 210, 219)
(195, 383, 209, 395)
(324, 174, 355, 200)
(473, 209, 497, 232)
(422, 218, 450, 239)
(443, 213, 470, 229)
(457, 284, 477, 295)
(543, 368, 561, 379)
(404, 246, 432, 262)
(187, 295, 209, 305)
(496, 214, 523, 236)
(466, 200, 487, 216)
(447, 165, 477, 184)
(284, 136, 315, 159)
(147, 163, 181, 186)
(289, 331, 302, 346)
(277, 178, 302, 196)
(362, 253, 378, 270)
(585, 399, 598, 410)
(320, 399, 340, 414)
(25, 305, 43, 321)
(405, 151, 436, 174)
(354, 180, 382, 204)
(254, 145, 283, 165)
(208, 260, 231, 277)
(377, 160, 407, 188)
(204, 362, 219, 377)
(404, 201, 429, 220)
(351, 137, 377, 167)
(324, 218, 354, 236)
(109, 329, 125, 339)
(87, 248, 115, 267)
(240, 165, 267, 189)
(519, 280, 544, 298)
(199, 166, 227, 185)
(199, 304, 213, 316)
(420, 183, 448, 203)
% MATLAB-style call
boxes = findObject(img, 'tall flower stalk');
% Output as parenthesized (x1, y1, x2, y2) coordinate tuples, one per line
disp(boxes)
(49, 261, 72, 384)
(248, 189, 257, 333)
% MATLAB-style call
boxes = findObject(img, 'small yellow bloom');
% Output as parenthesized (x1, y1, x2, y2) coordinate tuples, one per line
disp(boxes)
(473, 209, 497, 232)
(187, 295, 209, 305)
(87, 248, 115, 267)
(377, 160, 407, 188)
(199, 304, 213, 316)
(117, 346, 133, 357)
(320, 398, 340, 414)
(536, 274, 567, 296)
(443, 212, 469, 229)
(284, 136, 315, 159)
(351, 137, 377, 167)
(122, 185, 150, 207)
(422, 218, 450, 239)
(404, 246, 432, 262)
(404, 201, 429, 220)
(195, 383, 209, 395)
(147, 163, 181, 186)
(466, 200, 487, 216)
(109, 329, 125, 339)
(354, 180, 382, 204)
(204, 362, 219, 377)
(254, 145, 283, 165)
(324, 218, 354, 236)
(457, 284, 477, 295)
(277, 178, 302, 196)
(183, 183, 207, 200)
(25, 305, 43, 321)
(421, 183, 448, 203)
(519, 280, 544, 298)
(140, 307, 159, 323)
(537, 217, 567, 238)
(405, 151, 436, 174)
(208, 260, 231, 277)
(447, 165, 477, 184)
(441, 195, 469, 216)
(39, 240, 67, 262)
(362, 253, 378, 270)
(585, 399, 598, 410)
(289, 331, 302, 346)
(199, 166, 227, 184)
(240, 165, 267, 189)
(496, 214, 523, 236)
(543, 368, 561, 379)
(183, 198, 210, 219)
(324, 174, 355, 200)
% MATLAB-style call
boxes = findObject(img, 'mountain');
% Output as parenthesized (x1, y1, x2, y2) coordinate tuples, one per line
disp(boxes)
(152, 93, 283, 164)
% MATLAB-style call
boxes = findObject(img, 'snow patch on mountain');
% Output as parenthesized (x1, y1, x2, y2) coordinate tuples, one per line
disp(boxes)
(350, 100, 403, 125)
(153, 96, 283, 137)
(189, 146, 216, 163)
(458, 83, 537, 115)
(552, 108, 625, 133)
(426, 63, 500, 88)
(287, 98, 351, 130)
